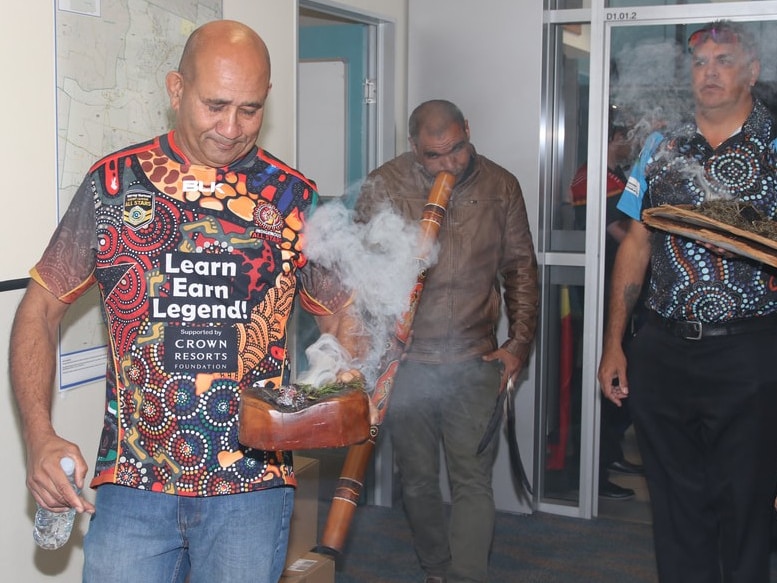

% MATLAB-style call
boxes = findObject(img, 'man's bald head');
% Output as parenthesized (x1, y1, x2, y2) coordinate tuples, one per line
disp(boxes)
(409, 100, 466, 142)
(177, 20, 271, 82)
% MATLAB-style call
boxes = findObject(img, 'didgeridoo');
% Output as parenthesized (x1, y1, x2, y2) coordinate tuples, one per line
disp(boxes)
(317, 171, 455, 556)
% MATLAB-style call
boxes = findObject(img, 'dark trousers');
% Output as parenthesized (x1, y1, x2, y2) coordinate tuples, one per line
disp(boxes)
(628, 321, 777, 583)
(599, 397, 632, 480)
(387, 358, 501, 583)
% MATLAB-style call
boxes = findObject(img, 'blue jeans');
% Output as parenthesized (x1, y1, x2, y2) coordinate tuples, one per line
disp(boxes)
(83, 484, 294, 583)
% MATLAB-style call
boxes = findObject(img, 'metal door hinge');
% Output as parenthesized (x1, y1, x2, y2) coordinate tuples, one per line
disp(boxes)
(363, 78, 376, 104)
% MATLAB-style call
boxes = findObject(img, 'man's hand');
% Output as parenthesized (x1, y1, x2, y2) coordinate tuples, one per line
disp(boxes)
(335, 368, 363, 385)
(597, 342, 629, 407)
(698, 240, 737, 259)
(26, 433, 94, 515)
(482, 348, 522, 393)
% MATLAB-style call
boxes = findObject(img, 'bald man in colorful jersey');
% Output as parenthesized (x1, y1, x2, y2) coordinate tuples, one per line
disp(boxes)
(10, 20, 333, 583)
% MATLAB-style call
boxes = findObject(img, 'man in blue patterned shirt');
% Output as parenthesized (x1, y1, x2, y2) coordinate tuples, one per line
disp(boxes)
(598, 20, 777, 583)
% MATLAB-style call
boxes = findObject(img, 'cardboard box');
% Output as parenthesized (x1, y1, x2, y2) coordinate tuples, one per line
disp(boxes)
(285, 455, 320, 568)
(280, 552, 335, 583)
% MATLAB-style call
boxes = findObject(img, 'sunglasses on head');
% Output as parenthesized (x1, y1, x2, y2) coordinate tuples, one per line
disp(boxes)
(687, 27, 740, 52)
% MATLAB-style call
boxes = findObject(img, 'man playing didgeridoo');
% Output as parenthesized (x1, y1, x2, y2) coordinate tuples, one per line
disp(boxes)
(353, 99, 538, 583)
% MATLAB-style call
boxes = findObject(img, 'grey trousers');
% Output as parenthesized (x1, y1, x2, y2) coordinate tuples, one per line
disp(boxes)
(387, 358, 501, 583)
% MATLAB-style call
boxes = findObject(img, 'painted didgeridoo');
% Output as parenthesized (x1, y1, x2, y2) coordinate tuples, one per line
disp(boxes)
(317, 170, 455, 556)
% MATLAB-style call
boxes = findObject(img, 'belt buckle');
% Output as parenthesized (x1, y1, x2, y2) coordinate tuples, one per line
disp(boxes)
(684, 320, 702, 340)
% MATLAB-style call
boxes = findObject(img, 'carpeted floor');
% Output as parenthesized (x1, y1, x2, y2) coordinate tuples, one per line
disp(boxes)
(322, 503, 657, 583)
(321, 501, 777, 583)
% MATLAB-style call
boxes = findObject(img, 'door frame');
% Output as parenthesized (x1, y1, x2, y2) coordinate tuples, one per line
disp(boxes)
(296, 0, 396, 507)
(298, 0, 396, 177)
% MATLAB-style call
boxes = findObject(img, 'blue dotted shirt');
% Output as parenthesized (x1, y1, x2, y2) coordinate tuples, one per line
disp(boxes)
(617, 100, 777, 322)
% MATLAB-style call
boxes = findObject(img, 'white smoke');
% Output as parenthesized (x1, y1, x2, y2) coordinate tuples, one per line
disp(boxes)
(298, 184, 435, 388)
(295, 333, 353, 387)
(610, 39, 692, 151)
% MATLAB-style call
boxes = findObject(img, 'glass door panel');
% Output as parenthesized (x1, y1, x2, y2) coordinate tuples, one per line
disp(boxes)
(538, 18, 591, 511)
(540, 266, 586, 508)
(545, 23, 591, 255)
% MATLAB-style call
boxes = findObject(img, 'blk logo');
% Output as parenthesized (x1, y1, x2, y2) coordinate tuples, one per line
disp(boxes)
(182, 180, 224, 194)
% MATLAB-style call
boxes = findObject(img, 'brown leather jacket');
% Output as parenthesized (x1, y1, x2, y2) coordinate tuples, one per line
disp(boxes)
(354, 151, 538, 364)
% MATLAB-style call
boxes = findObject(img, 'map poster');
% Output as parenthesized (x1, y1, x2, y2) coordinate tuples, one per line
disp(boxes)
(55, 1, 220, 391)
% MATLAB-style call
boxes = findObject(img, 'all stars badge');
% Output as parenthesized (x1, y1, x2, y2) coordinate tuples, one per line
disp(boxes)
(252, 202, 283, 243)
(123, 188, 155, 230)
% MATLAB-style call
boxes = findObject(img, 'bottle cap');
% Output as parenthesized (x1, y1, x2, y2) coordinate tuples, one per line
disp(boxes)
(59, 457, 75, 476)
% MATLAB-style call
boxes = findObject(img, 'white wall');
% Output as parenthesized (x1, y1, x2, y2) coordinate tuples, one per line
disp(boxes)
(1, 295, 104, 580)
(1, 4, 57, 279)
(407, 1, 542, 227)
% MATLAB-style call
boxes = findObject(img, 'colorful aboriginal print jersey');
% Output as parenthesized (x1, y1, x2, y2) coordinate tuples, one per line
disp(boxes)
(31, 131, 317, 496)
(617, 100, 777, 322)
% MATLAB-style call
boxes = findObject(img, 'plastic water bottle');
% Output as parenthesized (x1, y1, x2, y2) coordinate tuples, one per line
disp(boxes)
(32, 457, 79, 550)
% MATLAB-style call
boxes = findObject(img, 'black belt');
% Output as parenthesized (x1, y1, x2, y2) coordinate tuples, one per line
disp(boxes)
(647, 311, 777, 341)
